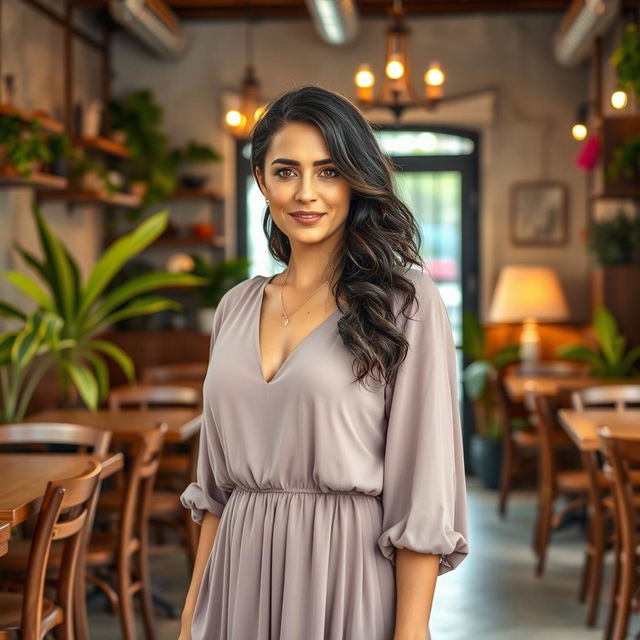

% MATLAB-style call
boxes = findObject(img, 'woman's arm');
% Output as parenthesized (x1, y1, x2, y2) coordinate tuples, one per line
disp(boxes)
(393, 548, 440, 640)
(178, 512, 222, 639)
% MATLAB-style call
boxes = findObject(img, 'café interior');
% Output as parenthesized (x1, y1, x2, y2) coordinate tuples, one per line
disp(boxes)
(1, 0, 640, 638)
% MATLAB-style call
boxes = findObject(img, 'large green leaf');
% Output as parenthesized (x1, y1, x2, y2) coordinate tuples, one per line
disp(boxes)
(462, 311, 485, 360)
(12, 241, 49, 285)
(80, 350, 110, 404)
(90, 296, 181, 331)
(32, 204, 76, 322)
(0, 331, 18, 365)
(594, 305, 623, 365)
(462, 360, 492, 400)
(61, 359, 99, 409)
(3, 271, 54, 311)
(10, 312, 63, 368)
(83, 272, 206, 333)
(556, 344, 602, 367)
(85, 339, 136, 384)
(79, 210, 169, 320)
(0, 301, 26, 320)
(492, 344, 521, 370)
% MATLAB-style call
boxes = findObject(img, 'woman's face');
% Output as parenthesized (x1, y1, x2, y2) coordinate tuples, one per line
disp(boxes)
(254, 121, 351, 249)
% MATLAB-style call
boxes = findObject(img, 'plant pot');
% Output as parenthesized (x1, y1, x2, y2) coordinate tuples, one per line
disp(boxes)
(470, 434, 502, 490)
(197, 306, 217, 334)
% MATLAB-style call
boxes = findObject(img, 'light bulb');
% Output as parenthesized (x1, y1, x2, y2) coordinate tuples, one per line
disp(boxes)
(385, 55, 404, 80)
(355, 64, 375, 88)
(572, 123, 587, 141)
(225, 110, 244, 127)
(425, 63, 445, 87)
(611, 90, 628, 110)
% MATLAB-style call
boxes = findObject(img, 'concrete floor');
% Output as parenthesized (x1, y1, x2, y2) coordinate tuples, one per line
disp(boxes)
(88, 479, 625, 639)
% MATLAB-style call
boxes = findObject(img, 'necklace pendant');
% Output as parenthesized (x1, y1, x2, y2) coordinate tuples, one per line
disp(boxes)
(282, 316, 289, 326)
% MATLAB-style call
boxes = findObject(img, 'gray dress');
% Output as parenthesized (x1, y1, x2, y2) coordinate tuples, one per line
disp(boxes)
(181, 266, 469, 640)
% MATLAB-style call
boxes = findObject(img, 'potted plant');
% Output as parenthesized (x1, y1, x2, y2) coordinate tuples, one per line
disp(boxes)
(45, 132, 72, 177)
(610, 22, 640, 100)
(1, 205, 207, 414)
(0, 115, 52, 178)
(108, 89, 222, 221)
(462, 311, 520, 489)
(172, 140, 222, 190)
(606, 135, 640, 183)
(555, 305, 640, 378)
(587, 210, 640, 349)
(188, 256, 251, 333)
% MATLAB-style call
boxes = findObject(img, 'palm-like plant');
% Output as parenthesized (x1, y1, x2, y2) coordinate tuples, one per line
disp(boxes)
(556, 305, 640, 377)
(0, 204, 206, 418)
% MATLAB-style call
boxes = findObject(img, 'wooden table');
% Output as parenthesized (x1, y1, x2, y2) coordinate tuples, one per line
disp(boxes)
(0, 452, 123, 527)
(25, 407, 202, 443)
(558, 409, 640, 452)
(503, 375, 640, 403)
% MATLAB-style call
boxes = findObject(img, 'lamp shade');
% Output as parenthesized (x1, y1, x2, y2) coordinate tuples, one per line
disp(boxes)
(489, 265, 570, 323)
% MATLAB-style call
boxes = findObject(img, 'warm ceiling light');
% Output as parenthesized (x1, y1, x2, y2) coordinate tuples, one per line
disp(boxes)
(572, 123, 588, 140)
(225, 110, 244, 128)
(354, 0, 445, 120)
(610, 90, 628, 110)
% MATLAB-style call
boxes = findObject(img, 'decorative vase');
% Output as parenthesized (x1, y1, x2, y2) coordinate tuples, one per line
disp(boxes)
(470, 434, 503, 490)
(197, 306, 217, 334)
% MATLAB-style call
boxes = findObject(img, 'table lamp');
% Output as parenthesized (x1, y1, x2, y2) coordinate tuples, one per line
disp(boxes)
(488, 265, 570, 363)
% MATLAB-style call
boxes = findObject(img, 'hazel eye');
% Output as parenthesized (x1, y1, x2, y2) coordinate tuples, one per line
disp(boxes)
(322, 168, 339, 178)
(275, 168, 294, 178)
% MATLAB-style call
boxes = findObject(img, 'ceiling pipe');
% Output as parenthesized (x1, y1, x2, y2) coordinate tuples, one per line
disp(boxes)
(304, 0, 360, 45)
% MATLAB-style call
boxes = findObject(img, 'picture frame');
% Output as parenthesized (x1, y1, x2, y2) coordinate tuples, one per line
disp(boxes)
(509, 182, 569, 246)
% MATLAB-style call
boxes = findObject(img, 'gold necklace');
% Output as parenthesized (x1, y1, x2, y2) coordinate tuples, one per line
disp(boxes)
(279, 268, 330, 327)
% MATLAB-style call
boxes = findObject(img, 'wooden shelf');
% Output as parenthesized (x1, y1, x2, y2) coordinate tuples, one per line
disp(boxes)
(37, 189, 142, 207)
(0, 103, 65, 134)
(0, 168, 67, 189)
(74, 136, 131, 158)
(592, 189, 640, 200)
(165, 188, 224, 202)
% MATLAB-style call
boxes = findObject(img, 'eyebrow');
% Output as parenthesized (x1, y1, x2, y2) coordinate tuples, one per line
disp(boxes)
(270, 158, 333, 166)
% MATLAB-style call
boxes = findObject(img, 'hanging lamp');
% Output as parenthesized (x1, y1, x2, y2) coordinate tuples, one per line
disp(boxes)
(224, 16, 266, 138)
(354, 0, 445, 121)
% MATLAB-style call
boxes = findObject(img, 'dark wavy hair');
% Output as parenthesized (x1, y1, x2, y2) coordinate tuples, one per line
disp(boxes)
(250, 84, 424, 391)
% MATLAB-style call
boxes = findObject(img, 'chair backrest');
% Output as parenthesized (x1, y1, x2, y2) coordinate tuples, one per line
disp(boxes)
(598, 428, 640, 566)
(117, 424, 168, 552)
(0, 422, 111, 456)
(572, 385, 640, 411)
(21, 458, 102, 639)
(141, 363, 207, 384)
(108, 384, 202, 410)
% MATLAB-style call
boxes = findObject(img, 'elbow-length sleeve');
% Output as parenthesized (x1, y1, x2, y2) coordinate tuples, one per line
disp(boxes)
(377, 269, 469, 576)
(180, 293, 233, 525)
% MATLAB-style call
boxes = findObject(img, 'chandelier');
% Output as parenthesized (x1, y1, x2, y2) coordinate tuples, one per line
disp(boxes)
(224, 17, 266, 138)
(354, 0, 445, 120)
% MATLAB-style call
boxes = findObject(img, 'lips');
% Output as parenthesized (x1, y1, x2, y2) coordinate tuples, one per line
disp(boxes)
(290, 211, 325, 218)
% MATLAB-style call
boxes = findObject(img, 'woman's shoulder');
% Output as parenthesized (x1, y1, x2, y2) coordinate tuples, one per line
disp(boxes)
(215, 275, 262, 314)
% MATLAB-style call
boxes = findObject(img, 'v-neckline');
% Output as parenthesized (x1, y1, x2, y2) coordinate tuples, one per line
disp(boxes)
(255, 274, 340, 385)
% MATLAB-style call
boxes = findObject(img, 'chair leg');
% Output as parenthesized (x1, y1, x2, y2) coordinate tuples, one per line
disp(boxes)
(117, 552, 137, 640)
(137, 519, 157, 640)
(578, 547, 590, 604)
(614, 544, 635, 640)
(604, 539, 621, 640)
(535, 489, 554, 577)
(585, 507, 606, 627)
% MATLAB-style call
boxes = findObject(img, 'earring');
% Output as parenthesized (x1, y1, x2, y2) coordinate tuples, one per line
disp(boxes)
(265, 199, 270, 205)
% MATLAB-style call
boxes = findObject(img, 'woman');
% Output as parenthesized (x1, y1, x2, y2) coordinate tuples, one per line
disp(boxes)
(180, 84, 468, 640)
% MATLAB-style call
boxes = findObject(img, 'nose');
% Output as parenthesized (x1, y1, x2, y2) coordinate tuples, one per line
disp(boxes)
(295, 172, 318, 203)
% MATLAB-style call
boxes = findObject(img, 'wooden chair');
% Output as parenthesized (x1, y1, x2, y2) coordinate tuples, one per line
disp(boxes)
(141, 362, 207, 385)
(572, 385, 640, 411)
(597, 427, 640, 640)
(108, 385, 202, 567)
(0, 422, 111, 640)
(0, 459, 102, 640)
(497, 360, 589, 517)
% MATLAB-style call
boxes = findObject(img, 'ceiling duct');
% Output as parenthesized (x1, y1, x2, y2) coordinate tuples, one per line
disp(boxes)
(305, 0, 360, 45)
(108, 0, 187, 59)
(553, 0, 620, 67)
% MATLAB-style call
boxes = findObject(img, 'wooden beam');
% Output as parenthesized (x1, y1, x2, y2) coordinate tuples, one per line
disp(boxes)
(169, 0, 573, 20)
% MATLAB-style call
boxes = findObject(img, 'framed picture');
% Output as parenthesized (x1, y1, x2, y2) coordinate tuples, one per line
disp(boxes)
(510, 182, 569, 246)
